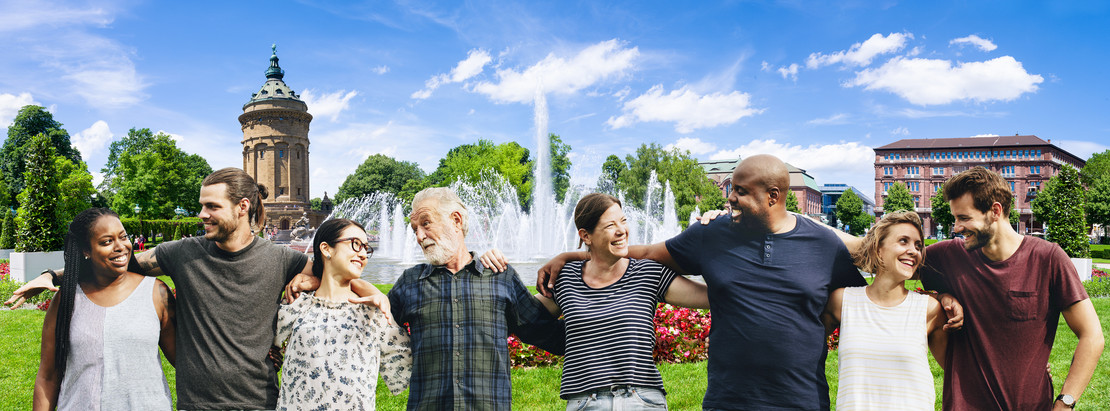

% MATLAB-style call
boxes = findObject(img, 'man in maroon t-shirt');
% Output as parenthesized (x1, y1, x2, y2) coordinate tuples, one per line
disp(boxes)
(920, 167, 1103, 410)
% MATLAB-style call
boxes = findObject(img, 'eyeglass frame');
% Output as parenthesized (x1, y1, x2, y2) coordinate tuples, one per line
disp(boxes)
(331, 236, 374, 256)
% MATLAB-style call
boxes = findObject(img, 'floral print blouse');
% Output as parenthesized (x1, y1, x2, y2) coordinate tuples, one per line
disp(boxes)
(274, 292, 412, 410)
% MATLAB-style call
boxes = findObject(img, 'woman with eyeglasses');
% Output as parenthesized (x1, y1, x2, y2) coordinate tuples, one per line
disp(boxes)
(272, 218, 412, 410)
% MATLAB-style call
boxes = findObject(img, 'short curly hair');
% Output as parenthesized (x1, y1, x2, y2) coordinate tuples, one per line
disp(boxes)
(851, 210, 924, 275)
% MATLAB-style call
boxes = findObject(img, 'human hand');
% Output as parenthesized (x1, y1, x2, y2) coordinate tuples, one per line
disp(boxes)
(939, 293, 964, 331)
(4, 273, 56, 310)
(480, 248, 509, 273)
(537, 256, 568, 298)
(349, 293, 394, 325)
(284, 274, 320, 304)
(696, 210, 729, 225)
(268, 346, 284, 371)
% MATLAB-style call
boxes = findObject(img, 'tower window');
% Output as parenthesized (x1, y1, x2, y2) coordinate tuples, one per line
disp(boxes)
(280, 150, 285, 158)
(259, 150, 265, 159)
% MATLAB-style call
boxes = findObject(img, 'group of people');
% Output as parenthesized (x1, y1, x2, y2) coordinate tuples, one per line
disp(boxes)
(5, 154, 1104, 410)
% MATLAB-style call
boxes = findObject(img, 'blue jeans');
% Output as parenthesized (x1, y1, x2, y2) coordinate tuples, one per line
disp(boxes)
(566, 385, 667, 410)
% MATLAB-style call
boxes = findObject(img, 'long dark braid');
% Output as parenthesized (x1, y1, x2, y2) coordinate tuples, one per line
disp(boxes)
(54, 208, 119, 379)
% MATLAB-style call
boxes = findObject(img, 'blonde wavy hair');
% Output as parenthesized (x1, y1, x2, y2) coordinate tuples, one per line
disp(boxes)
(851, 211, 924, 276)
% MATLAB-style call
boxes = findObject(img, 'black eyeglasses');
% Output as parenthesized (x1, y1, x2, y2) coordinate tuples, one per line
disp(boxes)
(333, 237, 373, 256)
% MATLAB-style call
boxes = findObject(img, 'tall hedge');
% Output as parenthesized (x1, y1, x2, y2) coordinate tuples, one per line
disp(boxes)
(1032, 164, 1089, 258)
(0, 209, 13, 249)
(120, 217, 202, 241)
(15, 133, 64, 252)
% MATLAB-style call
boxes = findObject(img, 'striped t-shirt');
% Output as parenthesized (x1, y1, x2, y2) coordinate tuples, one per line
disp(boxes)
(554, 258, 678, 398)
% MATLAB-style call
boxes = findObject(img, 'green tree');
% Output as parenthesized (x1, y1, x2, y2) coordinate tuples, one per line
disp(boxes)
(0, 209, 14, 249)
(606, 143, 726, 227)
(1080, 149, 1110, 186)
(1, 106, 82, 204)
(596, 154, 627, 195)
(110, 133, 212, 219)
(786, 191, 800, 213)
(930, 186, 953, 237)
(336, 154, 426, 204)
(310, 197, 322, 211)
(1009, 208, 1020, 228)
(15, 133, 65, 252)
(548, 134, 573, 203)
(1032, 164, 1088, 257)
(55, 157, 96, 224)
(99, 127, 158, 198)
(1088, 175, 1110, 241)
(428, 140, 534, 208)
(836, 189, 871, 235)
(883, 182, 915, 213)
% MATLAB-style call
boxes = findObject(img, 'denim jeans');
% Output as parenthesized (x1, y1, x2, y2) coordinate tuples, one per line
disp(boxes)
(566, 385, 667, 410)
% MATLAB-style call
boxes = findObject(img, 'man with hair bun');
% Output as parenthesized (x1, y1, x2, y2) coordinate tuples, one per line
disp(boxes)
(9, 167, 389, 410)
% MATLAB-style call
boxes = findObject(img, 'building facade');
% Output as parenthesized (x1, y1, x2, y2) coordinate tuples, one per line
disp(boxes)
(873, 135, 1085, 237)
(820, 183, 875, 226)
(239, 46, 328, 234)
(787, 163, 823, 217)
(700, 158, 739, 198)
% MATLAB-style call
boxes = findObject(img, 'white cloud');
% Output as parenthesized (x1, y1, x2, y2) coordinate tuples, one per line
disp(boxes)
(301, 89, 359, 121)
(777, 63, 800, 81)
(72, 120, 113, 158)
(971, 133, 1000, 137)
(807, 32, 912, 68)
(470, 39, 638, 103)
(412, 49, 492, 99)
(0, 92, 38, 127)
(892, 127, 909, 136)
(710, 139, 877, 198)
(1057, 140, 1110, 162)
(156, 130, 185, 142)
(950, 35, 997, 52)
(613, 86, 631, 100)
(372, 65, 390, 75)
(760, 61, 772, 71)
(607, 85, 762, 133)
(665, 137, 717, 155)
(0, 2, 112, 33)
(807, 113, 850, 125)
(848, 56, 1043, 105)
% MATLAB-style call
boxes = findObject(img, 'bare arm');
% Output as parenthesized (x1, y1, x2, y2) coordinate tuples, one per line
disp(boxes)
(154, 279, 177, 366)
(1054, 299, 1105, 409)
(348, 279, 392, 324)
(536, 242, 681, 298)
(32, 293, 62, 411)
(134, 251, 164, 277)
(282, 261, 320, 304)
(663, 276, 709, 309)
(5, 273, 57, 309)
(821, 288, 845, 338)
(925, 295, 949, 368)
(936, 293, 964, 330)
(533, 293, 561, 316)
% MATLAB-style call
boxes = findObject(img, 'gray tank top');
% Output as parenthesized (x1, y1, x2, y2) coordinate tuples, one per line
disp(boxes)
(58, 276, 172, 410)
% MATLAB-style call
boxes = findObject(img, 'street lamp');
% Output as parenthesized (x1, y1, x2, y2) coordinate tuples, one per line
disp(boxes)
(133, 204, 143, 245)
(174, 206, 186, 217)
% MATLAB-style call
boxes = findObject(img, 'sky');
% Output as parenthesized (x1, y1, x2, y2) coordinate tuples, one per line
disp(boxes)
(2, 0, 1108, 203)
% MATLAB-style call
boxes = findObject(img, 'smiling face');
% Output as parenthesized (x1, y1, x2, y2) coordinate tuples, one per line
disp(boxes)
(728, 167, 772, 232)
(197, 183, 245, 243)
(876, 223, 923, 280)
(86, 215, 132, 277)
(322, 225, 369, 281)
(949, 193, 997, 251)
(410, 198, 463, 266)
(580, 203, 629, 260)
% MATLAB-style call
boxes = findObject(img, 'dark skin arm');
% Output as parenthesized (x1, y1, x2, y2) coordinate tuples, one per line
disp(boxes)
(32, 293, 62, 411)
(154, 279, 176, 366)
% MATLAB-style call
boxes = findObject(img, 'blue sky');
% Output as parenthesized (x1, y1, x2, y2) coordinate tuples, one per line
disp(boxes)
(2, 0, 1108, 201)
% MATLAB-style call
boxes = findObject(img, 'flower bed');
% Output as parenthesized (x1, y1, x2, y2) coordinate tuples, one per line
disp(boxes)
(0, 260, 54, 310)
(1084, 268, 1110, 298)
(508, 303, 712, 368)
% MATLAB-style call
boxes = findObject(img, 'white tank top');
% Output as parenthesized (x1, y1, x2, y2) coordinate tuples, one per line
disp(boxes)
(836, 286, 935, 410)
(58, 276, 171, 410)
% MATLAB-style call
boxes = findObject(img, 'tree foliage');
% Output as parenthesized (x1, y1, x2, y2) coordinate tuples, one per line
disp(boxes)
(1032, 164, 1088, 257)
(786, 191, 800, 213)
(336, 154, 426, 204)
(109, 133, 212, 219)
(1080, 149, 1110, 186)
(1, 106, 82, 205)
(1082, 150, 1110, 238)
(883, 182, 915, 213)
(602, 143, 726, 227)
(99, 127, 158, 198)
(596, 154, 627, 194)
(836, 189, 872, 235)
(0, 209, 14, 249)
(548, 134, 573, 203)
(15, 133, 65, 252)
(55, 157, 96, 225)
(930, 186, 953, 238)
(428, 139, 534, 208)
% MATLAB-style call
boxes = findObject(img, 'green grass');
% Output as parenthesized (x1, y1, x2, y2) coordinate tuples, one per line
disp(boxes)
(3, 292, 1107, 410)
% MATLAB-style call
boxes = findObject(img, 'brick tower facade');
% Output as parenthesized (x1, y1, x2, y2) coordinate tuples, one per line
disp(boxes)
(239, 46, 327, 234)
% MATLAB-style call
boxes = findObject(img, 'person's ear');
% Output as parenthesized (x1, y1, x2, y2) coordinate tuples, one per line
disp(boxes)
(578, 228, 591, 248)
(767, 187, 780, 206)
(320, 243, 332, 259)
(238, 198, 251, 217)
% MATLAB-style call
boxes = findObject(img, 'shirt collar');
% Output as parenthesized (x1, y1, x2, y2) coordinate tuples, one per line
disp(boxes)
(417, 252, 489, 279)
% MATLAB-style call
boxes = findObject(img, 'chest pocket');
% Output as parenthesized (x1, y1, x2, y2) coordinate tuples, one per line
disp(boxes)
(1006, 290, 1039, 321)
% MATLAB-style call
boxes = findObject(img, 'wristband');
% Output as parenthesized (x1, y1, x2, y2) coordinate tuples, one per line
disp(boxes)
(42, 269, 60, 287)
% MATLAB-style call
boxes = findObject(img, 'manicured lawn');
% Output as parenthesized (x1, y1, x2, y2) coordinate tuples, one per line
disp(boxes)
(3, 290, 1107, 410)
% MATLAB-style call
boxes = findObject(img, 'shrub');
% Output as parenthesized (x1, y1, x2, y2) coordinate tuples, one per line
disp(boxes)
(16, 133, 65, 252)
(0, 261, 54, 309)
(1086, 270, 1110, 298)
(0, 210, 14, 249)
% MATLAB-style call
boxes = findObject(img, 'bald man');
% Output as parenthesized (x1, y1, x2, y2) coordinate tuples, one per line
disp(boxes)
(537, 155, 866, 410)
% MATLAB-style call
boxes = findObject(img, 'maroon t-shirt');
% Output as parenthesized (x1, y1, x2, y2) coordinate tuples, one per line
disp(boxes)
(921, 236, 1088, 410)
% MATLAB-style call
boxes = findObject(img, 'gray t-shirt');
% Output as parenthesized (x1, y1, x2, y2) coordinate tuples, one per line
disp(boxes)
(155, 236, 308, 410)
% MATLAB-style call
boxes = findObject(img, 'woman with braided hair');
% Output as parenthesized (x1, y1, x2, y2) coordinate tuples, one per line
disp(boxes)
(32, 208, 176, 410)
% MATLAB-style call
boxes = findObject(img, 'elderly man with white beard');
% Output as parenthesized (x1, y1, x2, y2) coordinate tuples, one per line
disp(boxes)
(387, 187, 566, 411)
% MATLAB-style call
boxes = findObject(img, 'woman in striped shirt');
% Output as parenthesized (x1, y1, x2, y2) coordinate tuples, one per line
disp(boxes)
(822, 211, 949, 410)
(538, 193, 709, 410)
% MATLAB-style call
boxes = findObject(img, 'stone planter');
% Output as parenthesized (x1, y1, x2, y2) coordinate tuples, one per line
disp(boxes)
(0, 248, 12, 261)
(9, 251, 65, 283)
(1071, 257, 1093, 282)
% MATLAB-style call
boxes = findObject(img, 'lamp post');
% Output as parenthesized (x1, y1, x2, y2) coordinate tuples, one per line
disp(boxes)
(936, 224, 943, 240)
(133, 204, 143, 246)
(174, 206, 186, 217)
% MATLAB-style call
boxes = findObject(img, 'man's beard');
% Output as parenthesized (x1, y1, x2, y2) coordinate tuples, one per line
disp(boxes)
(729, 204, 771, 233)
(962, 218, 995, 251)
(422, 233, 461, 265)
(204, 216, 237, 243)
